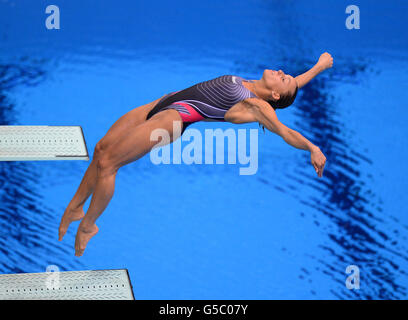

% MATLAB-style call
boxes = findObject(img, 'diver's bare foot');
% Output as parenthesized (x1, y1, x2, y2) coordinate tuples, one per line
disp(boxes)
(58, 205, 85, 241)
(75, 221, 99, 257)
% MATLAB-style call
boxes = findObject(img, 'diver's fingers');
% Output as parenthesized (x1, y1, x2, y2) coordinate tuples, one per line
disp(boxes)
(312, 162, 319, 175)
(321, 162, 326, 177)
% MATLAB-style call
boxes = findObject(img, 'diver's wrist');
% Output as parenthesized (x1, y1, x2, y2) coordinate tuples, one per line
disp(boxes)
(314, 63, 325, 73)
(309, 144, 320, 153)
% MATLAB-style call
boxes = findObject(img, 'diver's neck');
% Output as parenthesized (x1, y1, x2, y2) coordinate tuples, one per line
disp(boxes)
(243, 79, 271, 100)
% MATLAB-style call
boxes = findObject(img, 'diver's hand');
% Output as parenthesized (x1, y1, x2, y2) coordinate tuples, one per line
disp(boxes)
(317, 52, 333, 71)
(310, 146, 326, 178)
(74, 220, 99, 257)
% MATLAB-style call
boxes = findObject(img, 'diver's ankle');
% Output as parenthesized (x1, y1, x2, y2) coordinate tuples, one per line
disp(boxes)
(79, 218, 97, 232)
(67, 203, 83, 212)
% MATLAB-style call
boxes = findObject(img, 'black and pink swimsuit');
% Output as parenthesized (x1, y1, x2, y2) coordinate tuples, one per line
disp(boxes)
(146, 75, 258, 133)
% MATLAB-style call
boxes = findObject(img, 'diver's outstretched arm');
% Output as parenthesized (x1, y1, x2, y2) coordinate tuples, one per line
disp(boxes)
(295, 52, 333, 89)
(249, 99, 327, 177)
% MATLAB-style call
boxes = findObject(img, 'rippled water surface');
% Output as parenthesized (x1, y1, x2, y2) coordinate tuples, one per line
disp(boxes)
(1, 0, 408, 299)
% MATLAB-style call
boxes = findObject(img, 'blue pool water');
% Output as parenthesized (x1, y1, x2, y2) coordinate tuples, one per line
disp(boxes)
(1, 0, 408, 299)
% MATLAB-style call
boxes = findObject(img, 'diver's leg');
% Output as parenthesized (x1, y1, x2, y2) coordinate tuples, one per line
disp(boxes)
(74, 109, 183, 256)
(59, 96, 165, 239)
(68, 95, 165, 209)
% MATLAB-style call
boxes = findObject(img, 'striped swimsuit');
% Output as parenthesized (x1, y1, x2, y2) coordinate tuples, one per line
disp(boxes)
(146, 75, 258, 133)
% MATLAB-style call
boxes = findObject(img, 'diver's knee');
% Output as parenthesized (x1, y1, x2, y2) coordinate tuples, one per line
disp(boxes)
(96, 156, 116, 177)
(94, 140, 108, 159)
(94, 140, 105, 152)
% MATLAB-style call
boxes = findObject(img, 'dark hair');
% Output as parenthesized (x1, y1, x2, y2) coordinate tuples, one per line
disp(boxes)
(259, 84, 299, 133)
(268, 84, 298, 110)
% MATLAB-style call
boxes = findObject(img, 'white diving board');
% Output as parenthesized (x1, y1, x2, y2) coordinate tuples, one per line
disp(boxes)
(0, 269, 134, 300)
(0, 126, 89, 161)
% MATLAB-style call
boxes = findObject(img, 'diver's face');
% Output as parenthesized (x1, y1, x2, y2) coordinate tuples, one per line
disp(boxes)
(263, 69, 296, 100)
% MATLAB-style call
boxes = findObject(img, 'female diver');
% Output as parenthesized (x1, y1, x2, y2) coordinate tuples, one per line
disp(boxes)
(59, 52, 333, 256)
